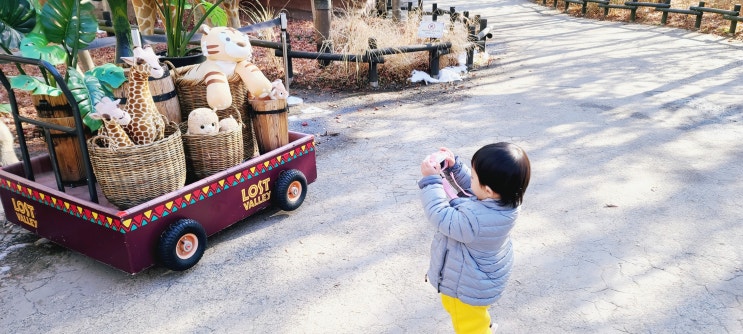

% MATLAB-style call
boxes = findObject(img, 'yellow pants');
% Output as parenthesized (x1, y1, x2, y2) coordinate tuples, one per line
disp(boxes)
(441, 294, 492, 334)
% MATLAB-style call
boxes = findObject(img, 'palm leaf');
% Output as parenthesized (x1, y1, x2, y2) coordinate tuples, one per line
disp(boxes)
(200, 0, 227, 27)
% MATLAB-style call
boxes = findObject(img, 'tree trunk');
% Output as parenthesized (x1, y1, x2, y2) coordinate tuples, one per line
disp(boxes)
(312, 0, 332, 67)
(391, 0, 402, 20)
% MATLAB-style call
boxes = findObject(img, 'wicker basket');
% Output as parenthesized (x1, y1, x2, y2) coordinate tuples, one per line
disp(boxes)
(87, 123, 186, 209)
(180, 123, 244, 181)
(172, 65, 258, 159)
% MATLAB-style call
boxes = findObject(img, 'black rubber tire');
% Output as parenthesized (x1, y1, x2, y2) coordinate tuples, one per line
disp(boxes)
(273, 169, 307, 211)
(158, 219, 207, 271)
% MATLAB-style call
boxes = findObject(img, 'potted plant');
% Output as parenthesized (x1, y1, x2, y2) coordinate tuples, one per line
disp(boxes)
(0, 0, 126, 182)
(2, 0, 125, 128)
(153, 0, 228, 66)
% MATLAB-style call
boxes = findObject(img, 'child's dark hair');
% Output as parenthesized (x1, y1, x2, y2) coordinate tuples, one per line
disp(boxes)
(472, 142, 531, 208)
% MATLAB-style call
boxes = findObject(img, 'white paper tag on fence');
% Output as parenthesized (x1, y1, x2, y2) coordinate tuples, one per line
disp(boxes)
(418, 21, 445, 38)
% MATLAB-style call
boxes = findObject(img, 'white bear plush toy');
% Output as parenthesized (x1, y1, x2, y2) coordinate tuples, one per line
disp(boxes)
(186, 108, 220, 135)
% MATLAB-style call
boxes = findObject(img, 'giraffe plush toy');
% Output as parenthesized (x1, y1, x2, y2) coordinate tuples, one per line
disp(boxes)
(183, 25, 273, 110)
(90, 97, 135, 148)
(121, 50, 166, 145)
(133, 45, 165, 78)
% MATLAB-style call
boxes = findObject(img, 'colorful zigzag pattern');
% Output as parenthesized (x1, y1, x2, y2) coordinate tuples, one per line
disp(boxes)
(0, 142, 314, 234)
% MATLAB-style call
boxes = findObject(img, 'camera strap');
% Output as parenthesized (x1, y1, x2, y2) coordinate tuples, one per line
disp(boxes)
(440, 170, 473, 199)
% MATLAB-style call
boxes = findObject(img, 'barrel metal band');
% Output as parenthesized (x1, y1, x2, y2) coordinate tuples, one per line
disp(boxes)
(248, 107, 287, 118)
(36, 100, 72, 118)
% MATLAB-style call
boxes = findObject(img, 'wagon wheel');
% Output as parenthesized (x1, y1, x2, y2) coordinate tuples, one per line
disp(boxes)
(273, 169, 307, 211)
(158, 219, 207, 271)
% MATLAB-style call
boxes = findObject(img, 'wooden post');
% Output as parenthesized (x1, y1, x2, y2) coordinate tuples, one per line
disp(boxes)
(660, 0, 671, 24)
(368, 38, 379, 88)
(313, 0, 332, 67)
(77, 51, 95, 72)
(695, 2, 705, 29)
(391, 0, 402, 20)
(729, 4, 741, 33)
(465, 11, 474, 70)
(630, 0, 639, 22)
(429, 5, 440, 78)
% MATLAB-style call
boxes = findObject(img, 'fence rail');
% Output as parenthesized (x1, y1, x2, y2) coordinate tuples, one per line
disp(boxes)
(551, 0, 743, 33)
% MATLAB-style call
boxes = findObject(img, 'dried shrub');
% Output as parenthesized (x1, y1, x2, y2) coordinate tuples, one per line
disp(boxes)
(246, 2, 477, 90)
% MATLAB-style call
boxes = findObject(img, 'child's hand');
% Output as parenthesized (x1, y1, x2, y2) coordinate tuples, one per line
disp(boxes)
(420, 157, 440, 177)
(438, 147, 456, 168)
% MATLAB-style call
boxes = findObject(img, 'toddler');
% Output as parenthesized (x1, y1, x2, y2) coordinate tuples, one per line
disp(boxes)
(418, 142, 531, 333)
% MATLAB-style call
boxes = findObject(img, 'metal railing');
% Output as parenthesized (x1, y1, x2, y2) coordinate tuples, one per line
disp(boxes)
(0, 55, 99, 202)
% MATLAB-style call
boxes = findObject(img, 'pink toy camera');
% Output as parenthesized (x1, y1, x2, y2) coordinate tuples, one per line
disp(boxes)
(430, 152, 448, 169)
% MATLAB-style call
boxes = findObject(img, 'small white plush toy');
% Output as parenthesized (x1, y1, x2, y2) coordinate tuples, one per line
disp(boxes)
(219, 116, 240, 133)
(187, 108, 220, 135)
(0, 120, 19, 166)
(269, 79, 289, 100)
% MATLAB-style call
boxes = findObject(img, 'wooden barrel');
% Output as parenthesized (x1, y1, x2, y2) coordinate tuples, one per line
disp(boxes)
(113, 64, 182, 124)
(31, 94, 88, 184)
(249, 99, 288, 154)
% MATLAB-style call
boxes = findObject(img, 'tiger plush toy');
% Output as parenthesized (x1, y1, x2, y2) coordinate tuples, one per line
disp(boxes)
(184, 25, 273, 110)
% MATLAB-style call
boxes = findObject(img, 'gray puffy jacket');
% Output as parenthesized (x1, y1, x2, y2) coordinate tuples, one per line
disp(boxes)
(418, 157, 519, 306)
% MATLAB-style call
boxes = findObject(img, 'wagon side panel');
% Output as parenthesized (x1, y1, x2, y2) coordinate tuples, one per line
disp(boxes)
(116, 134, 317, 271)
(121, 134, 317, 238)
(0, 175, 137, 273)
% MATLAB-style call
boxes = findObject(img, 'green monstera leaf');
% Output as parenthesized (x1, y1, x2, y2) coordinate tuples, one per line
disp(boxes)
(19, 33, 66, 65)
(0, 0, 36, 52)
(85, 63, 126, 96)
(9, 74, 62, 96)
(40, 0, 97, 56)
(66, 68, 103, 132)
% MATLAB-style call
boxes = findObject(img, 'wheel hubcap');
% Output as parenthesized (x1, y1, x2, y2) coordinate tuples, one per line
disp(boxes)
(176, 233, 198, 259)
(287, 181, 302, 201)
